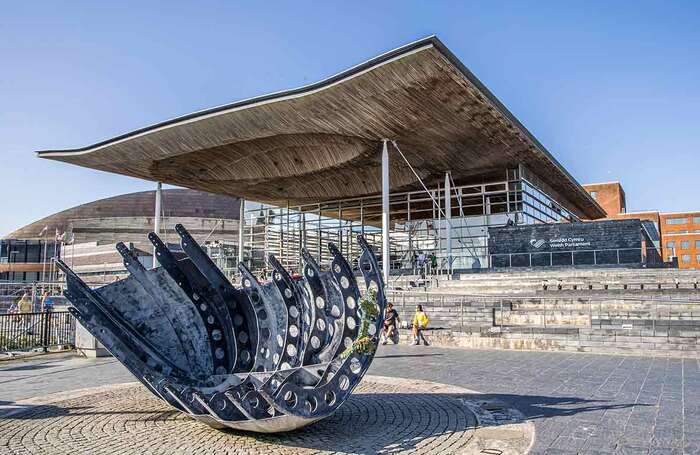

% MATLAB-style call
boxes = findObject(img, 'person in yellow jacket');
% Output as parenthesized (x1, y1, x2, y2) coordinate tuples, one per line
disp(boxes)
(17, 293, 32, 313)
(411, 304, 430, 346)
(16, 292, 32, 325)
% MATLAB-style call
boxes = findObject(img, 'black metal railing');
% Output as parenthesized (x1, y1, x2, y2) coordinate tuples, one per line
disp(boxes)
(0, 311, 75, 353)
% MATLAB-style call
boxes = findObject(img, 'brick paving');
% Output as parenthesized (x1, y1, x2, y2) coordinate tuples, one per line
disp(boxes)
(0, 346, 698, 454)
(371, 346, 700, 454)
(0, 378, 486, 454)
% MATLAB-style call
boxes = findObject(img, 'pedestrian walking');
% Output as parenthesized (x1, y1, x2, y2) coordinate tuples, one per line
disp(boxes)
(411, 304, 430, 346)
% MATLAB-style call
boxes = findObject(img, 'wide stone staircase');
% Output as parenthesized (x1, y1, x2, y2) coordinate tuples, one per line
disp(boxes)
(385, 267, 700, 357)
(437, 267, 700, 296)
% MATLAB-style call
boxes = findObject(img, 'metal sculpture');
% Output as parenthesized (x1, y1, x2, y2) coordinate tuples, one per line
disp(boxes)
(57, 225, 386, 433)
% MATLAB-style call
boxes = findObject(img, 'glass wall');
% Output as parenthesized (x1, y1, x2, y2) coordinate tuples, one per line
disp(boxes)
(0, 239, 60, 282)
(241, 166, 579, 276)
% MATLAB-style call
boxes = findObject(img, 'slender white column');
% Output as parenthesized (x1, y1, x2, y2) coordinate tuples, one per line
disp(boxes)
(444, 172, 452, 278)
(153, 182, 162, 268)
(238, 198, 246, 264)
(381, 139, 390, 287)
(300, 212, 306, 268)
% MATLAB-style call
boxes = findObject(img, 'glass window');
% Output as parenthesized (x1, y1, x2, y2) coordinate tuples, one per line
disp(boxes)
(694, 216, 700, 224)
(696, 240, 700, 249)
(590, 191, 598, 200)
(666, 217, 687, 225)
(697, 255, 700, 263)
(667, 241, 675, 248)
(682, 254, 691, 263)
(682, 241, 690, 249)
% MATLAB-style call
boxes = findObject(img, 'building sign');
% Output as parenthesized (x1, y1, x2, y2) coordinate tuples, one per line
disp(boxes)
(529, 236, 592, 250)
(487, 219, 654, 268)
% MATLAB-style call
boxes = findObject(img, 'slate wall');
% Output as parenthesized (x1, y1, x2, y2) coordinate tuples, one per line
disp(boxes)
(489, 219, 645, 267)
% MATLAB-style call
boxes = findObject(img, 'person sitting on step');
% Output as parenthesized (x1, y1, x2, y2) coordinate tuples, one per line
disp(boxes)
(380, 302, 400, 345)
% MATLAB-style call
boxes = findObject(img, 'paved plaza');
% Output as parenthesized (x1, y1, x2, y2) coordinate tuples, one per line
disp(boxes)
(0, 346, 698, 454)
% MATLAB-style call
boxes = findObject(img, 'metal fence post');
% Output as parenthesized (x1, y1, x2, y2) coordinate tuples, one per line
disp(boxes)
(47, 312, 53, 350)
(41, 311, 50, 352)
(31, 283, 37, 312)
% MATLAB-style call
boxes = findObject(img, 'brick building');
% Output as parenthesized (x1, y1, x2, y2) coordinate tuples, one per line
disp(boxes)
(582, 182, 626, 217)
(583, 182, 699, 270)
(660, 212, 700, 268)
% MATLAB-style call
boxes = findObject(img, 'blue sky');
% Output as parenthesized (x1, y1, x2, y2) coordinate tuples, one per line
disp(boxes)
(1, 1, 699, 236)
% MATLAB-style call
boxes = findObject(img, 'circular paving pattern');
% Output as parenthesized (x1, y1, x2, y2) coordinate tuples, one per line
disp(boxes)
(0, 376, 532, 454)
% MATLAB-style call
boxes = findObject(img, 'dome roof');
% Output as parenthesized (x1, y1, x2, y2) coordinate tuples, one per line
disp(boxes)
(5, 189, 240, 240)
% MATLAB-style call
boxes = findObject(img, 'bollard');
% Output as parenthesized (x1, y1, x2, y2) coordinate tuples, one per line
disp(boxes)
(499, 299, 503, 331)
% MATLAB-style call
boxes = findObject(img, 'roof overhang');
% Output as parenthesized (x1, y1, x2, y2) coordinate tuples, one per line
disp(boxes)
(37, 36, 605, 220)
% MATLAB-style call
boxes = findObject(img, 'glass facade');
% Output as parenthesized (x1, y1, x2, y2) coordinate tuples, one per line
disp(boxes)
(240, 166, 580, 276)
(0, 239, 60, 282)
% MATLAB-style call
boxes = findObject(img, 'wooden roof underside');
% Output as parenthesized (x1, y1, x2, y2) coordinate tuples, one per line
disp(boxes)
(37, 37, 605, 220)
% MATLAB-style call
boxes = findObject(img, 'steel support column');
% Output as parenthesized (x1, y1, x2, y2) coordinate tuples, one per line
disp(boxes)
(238, 198, 245, 265)
(381, 139, 390, 287)
(300, 212, 306, 269)
(153, 182, 162, 268)
(444, 172, 452, 278)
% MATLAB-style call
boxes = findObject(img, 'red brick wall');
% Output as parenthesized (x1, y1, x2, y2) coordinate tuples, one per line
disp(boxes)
(582, 182, 626, 217)
(660, 212, 700, 269)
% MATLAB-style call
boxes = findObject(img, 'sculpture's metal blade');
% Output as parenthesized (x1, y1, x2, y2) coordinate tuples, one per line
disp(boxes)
(61, 229, 386, 432)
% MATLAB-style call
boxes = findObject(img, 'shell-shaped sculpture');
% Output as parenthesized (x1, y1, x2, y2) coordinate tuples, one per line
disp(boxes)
(57, 225, 386, 433)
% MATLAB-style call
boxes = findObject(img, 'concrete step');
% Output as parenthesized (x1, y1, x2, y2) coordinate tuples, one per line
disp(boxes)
(454, 267, 700, 280)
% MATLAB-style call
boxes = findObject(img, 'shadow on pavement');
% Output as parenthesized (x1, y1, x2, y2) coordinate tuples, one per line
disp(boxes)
(0, 403, 165, 420)
(374, 353, 444, 359)
(472, 392, 652, 422)
(0, 364, 56, 372)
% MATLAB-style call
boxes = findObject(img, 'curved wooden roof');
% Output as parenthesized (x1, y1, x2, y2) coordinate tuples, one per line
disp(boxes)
(37, 36, 605, 220)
